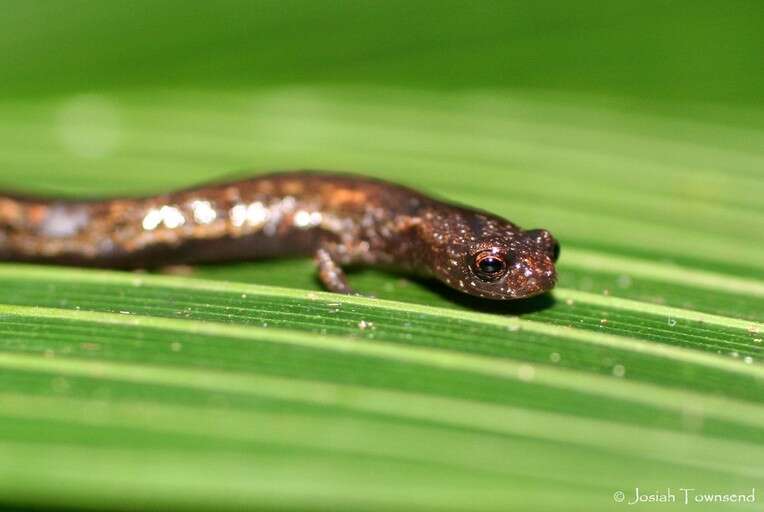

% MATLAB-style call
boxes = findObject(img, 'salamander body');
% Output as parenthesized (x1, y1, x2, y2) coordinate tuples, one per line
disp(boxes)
(0, 171, 558, 299)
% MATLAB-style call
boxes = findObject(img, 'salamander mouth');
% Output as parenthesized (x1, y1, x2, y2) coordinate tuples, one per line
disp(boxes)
(454, 275, 557, 300)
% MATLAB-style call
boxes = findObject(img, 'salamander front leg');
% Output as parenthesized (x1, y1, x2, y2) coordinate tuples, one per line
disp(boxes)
(315, 247, 355, 295)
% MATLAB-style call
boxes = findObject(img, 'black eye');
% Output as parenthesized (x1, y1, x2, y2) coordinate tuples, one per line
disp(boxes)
(473, 251, 508, 281)
(552, 242, 560, 262)
(479, 257, 504, 274)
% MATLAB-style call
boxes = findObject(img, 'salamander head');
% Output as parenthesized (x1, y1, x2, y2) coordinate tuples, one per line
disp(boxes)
(433, 224, 559, 300)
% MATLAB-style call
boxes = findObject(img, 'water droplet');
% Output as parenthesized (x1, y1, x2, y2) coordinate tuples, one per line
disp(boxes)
(517, 364, 536, 382)
(56, 94, 121, 158)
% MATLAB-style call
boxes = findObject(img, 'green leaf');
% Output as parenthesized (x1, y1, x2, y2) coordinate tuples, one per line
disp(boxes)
(1, 87, 762, 511)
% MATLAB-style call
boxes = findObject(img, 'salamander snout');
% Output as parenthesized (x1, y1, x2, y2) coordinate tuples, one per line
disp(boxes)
(504, 228, 559, 299)
(525, 229, 560, 263)
(505, 251, 557, 299)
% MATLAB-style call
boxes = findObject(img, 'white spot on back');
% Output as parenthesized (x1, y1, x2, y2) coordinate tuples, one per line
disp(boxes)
(230, 204, 247, 227)
(40, 205, 90, 237)
(161, 206, 185, 229)
(142, 208, 163, 230)
(294, 210, 322, 228)
(293, 210, 311, 228)
(247, 202, 269, 226)
(190, 200, 216, 224)
(230, 202, 269, 229)
(142, 205, 185, 230)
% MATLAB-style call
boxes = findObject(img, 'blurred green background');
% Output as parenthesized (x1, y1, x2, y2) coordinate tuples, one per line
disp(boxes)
(3, 0, 763, 104)
(1, 2, 763, 511)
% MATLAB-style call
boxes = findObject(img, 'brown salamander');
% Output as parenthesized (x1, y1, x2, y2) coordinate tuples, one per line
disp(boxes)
(0, 171, 559, 299)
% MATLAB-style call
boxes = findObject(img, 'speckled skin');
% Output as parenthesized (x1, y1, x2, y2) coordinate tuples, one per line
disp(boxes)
(0, 171, 559, 299)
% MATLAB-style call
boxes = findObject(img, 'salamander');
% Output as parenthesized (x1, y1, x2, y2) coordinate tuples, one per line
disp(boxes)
(0, 171, 559, 299)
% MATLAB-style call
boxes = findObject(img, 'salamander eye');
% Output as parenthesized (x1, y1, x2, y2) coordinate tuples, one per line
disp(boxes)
(472, 251, 508, 281)
(552, 241, 560, 262)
